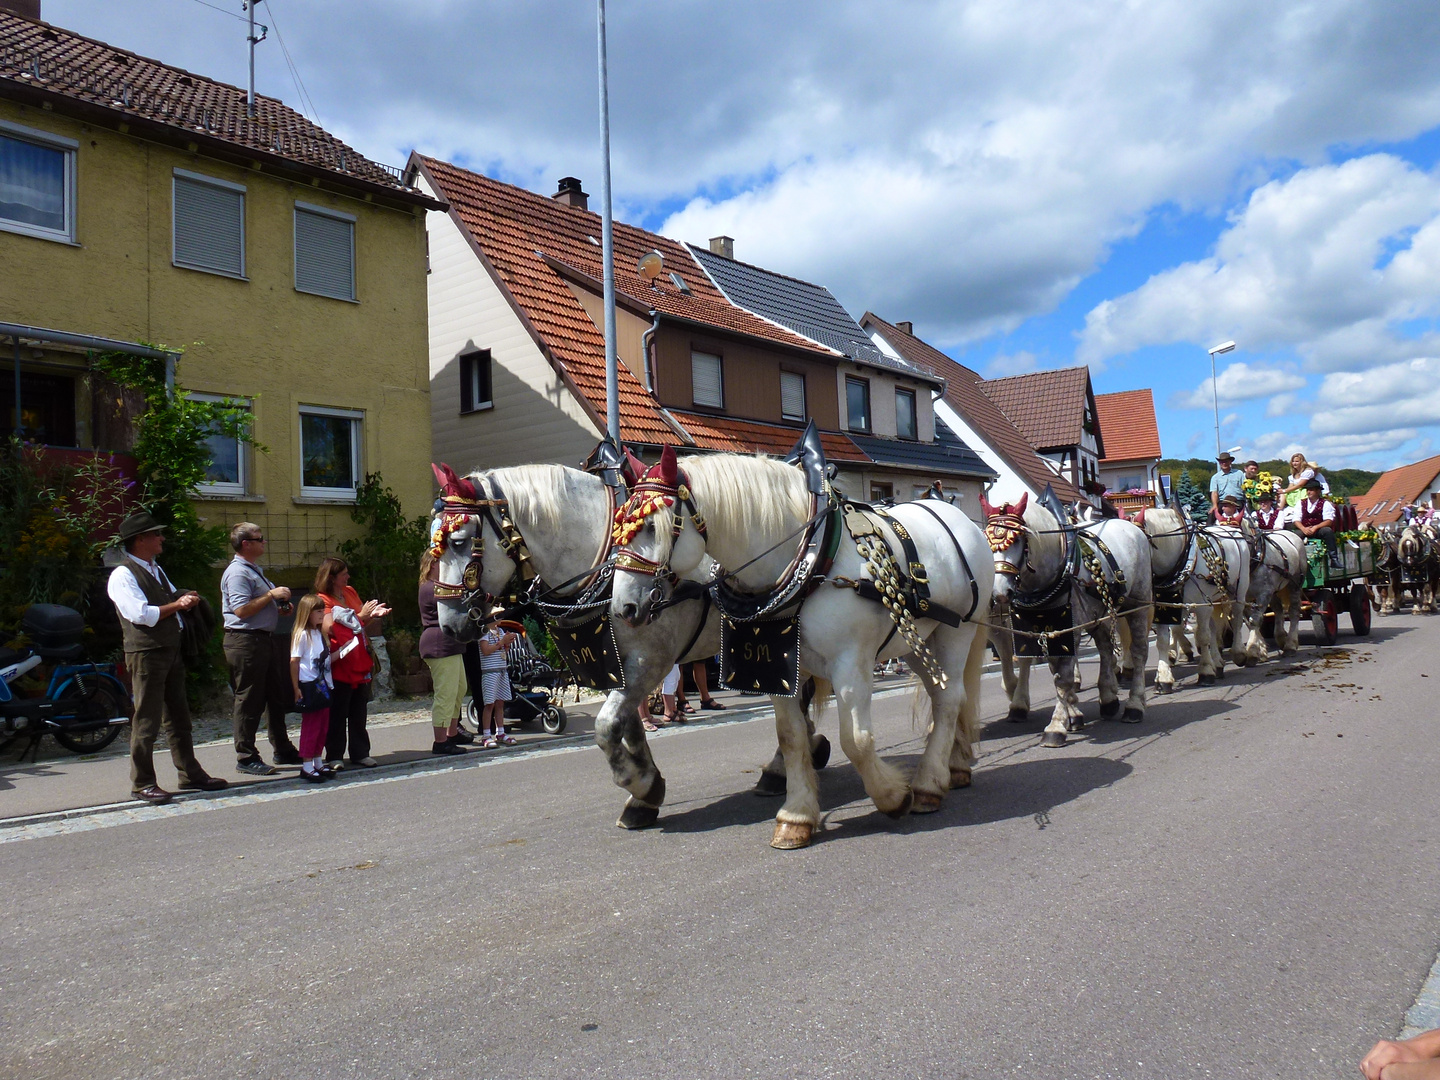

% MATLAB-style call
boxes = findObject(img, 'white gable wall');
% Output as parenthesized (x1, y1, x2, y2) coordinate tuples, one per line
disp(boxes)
(420, 176, 601, 473)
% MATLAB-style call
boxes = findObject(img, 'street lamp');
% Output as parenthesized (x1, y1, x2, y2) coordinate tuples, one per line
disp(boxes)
(1207, 340, 1236, 459)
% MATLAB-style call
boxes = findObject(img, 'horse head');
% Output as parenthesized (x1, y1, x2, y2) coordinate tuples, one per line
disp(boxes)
(981, 492, 1029, 600)
(611, 446, 708, 626)
(428, 462, 486, 641)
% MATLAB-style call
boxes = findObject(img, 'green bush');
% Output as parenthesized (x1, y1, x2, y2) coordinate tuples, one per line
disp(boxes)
(339, 474, 430, 633)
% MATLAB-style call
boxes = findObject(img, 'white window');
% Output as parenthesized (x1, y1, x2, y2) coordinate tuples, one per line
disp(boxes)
(896, 388, 917, 440)
(299, 405, 362, 499)
(295, 202, 356, 301)
(173, 169, 245, 277)
(192, 393, 250, 497)
(691, 350, 723, 409)
(780, 370, 806, 421)
(0, 120, 77, 243)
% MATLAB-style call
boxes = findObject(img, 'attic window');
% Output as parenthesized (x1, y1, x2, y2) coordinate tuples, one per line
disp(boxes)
(177, 76, 193, 86)
(587, 235, 600, 246)
(668, 271, 691, 295)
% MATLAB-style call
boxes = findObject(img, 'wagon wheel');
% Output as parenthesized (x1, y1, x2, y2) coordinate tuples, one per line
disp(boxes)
(542, 706, 567, 734)
(1349, 583, 1372, 636)
(50, 679, 129, 755)
(1310, 593, 1339, 647)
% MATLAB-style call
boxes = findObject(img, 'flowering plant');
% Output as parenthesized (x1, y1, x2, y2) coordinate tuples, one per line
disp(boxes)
(1243, 471, 1280, 505)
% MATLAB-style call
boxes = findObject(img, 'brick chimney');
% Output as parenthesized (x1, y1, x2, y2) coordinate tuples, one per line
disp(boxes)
(896, 321, 913, 335)
(708, 235, 734, 259)
(0, 0, 42, 18)
(553, 177, 588, 210)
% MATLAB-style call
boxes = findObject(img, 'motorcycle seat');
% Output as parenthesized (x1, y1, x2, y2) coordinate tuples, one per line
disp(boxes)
(33, 643, 85, 663)
(0, 645, 32, 669)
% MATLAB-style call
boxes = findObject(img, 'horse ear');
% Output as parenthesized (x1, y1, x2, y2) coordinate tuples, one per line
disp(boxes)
(431, 462, 476, 501)
(657, 445, 678, 487)
(431, 462, 455, 490)
(622, 449, 645, 486)
(1134, 508, 1146, 528)
(980, 494, 996, 519)
(1012, 492, 1028, 517)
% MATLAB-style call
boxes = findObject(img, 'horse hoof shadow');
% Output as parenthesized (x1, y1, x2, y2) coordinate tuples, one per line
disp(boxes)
(1006, 708, 1029, 723)
(1121, 707, 1144, 723)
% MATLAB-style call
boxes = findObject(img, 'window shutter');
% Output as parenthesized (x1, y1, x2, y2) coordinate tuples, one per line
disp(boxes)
(173, 177, 244, 275)
(459, 354, 474, 413)
(692, 352, 723, 408)
(295, 208, 355, 300)
(780, 371, 806, 420)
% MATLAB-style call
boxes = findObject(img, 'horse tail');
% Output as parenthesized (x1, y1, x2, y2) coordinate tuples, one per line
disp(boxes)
(960, 621, 989, 754)
(806, 677, 833, 725)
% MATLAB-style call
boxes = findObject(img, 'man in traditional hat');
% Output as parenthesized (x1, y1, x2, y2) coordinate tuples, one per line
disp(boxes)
(1287, 477, 1340, 568)
(107, 511, 228, 804)
(1208, 452, 1245, 521)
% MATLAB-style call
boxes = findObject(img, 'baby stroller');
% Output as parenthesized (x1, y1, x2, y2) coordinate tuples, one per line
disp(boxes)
(466, 620, 570, 735)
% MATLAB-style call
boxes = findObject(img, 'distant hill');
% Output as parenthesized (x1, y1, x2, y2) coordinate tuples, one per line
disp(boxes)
(1157, 458, 1382, 499)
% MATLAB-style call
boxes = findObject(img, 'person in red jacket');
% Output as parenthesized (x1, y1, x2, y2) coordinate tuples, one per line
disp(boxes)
(314, 557, 390, 769)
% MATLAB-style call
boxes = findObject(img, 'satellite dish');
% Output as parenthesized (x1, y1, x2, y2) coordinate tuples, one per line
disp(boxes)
(637, 250, 664, 281)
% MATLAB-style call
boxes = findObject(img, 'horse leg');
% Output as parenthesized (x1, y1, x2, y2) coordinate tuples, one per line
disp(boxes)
(1092, 623, 1122, 719)
(769, 696, 821, 849)
(1041, 655, 1081, 748)
(754, 679, 831, 796)
(948, 626, 989, 789)
(833, 652, 912, 818)
(1115, 617, 1134, 681)
(1154, 624, 1178, 694)
(995, 622, 1031, 722)
(911, 626, 979, 812)
(1121, 607, 1150, 721)
(1194, 605, 1217, 685)
(595, 690, 667, 830)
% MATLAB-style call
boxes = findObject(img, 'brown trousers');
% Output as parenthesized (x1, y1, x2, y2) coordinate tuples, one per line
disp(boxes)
(127, 647, 203, 792)
(224, 630, 297, 761)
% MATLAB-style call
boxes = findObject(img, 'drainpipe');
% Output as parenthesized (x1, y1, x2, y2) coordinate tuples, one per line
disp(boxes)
(641, 311, 661, 392)
(12, 334, 20, 439)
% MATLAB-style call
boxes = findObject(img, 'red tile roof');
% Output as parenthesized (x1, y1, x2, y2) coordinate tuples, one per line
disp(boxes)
(670, 411, 870, 462)
(0, 11, 430, 203)
(978, 367, 1095, 452)
(415, 155, 834, 447)
(1095, 389, 1161, 463)
(1353, 454, 1440, 524)
(860, 314, 1082, 501)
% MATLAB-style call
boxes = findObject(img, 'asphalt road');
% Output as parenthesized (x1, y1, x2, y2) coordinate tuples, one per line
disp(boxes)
(3, 615, 1437, 1080)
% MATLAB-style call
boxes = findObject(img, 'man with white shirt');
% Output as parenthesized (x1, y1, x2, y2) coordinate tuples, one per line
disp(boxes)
(107, 512, 228, 805)
(1286, 478, 1340, 568)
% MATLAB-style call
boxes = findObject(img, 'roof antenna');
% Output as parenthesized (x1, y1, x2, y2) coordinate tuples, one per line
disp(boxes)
(243, 1, 268, 118)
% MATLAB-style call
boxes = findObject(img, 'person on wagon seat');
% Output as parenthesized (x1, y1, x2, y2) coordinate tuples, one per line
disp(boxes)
(1208, 452, 1246, 522)
(1286, 478, 1340, 568)
(1215, 493, 1245, 527)
(1253, 490, 1283, 531)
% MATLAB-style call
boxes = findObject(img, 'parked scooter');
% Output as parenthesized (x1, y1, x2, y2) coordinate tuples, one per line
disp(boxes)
(0, 604, 132, 758)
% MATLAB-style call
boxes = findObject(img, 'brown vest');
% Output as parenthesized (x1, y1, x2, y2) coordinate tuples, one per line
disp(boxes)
(116, 553, 182, 653)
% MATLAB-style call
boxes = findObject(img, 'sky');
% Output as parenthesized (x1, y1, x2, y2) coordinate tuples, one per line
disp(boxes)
(44, 0, 1440, 472)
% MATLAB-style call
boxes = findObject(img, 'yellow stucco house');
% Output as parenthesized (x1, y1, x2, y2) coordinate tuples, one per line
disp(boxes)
(0, 5, 440, 569)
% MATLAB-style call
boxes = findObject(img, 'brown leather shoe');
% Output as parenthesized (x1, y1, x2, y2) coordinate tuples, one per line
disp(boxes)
(179, 775, 229, 792)
(133, 785, 174, 805)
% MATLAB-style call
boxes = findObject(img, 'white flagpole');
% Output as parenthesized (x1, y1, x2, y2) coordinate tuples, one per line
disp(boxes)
(597, 0, 620, 443)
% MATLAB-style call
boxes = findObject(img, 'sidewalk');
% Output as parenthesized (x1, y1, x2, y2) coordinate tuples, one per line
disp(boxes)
(0, 679, 891, 825)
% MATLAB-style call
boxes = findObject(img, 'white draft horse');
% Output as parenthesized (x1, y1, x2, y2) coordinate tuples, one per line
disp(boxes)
(1241, 526, 1306, 661)
(610, 448, 993, 850)
(1397, 522, 1438, 614)
(427, 462, 831, 831)
(983, 494, 1152, 747)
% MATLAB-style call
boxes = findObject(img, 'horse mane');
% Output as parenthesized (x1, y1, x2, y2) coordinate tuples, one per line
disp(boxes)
(667, 453, 811, 553)
(475, 463, 582, 533)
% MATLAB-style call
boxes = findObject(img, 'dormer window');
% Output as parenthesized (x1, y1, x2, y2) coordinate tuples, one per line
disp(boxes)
(895, 388, 917, 440)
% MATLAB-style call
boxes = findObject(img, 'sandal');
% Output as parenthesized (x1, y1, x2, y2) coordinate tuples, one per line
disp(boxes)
(496, 733, 517, 746)
(699, 699, 726, 710)
(481, 735, 499, 749)
(642, 720, 659, 732)
(665, 712, 684, 725)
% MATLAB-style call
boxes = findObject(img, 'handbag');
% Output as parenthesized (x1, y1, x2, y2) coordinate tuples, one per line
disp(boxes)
(293, 678, 330, 713)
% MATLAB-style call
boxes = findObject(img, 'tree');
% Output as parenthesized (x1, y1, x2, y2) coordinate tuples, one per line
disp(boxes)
(1175, 467, 1209, 519)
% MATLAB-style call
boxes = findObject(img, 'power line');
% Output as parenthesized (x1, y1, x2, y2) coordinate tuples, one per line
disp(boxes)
(261, 0, 320, 123)
(182, 0, 248, 22)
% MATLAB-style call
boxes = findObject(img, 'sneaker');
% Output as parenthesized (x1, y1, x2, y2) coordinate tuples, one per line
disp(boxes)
(324, 759, 345, 772)
(272, 746, 304, 766)
(237, 757, 277, 776)
(449, 730, 476, 745)
(352, 756, 379, 768)
(432, 740, 466, 756)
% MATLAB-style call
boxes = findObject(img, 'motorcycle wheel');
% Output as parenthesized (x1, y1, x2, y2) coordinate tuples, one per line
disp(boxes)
(51, 679, 129, 754)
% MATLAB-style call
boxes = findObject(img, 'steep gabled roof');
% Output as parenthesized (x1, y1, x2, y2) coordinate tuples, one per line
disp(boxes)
(1095, 389, 1161, 463)
(689, 246, 938, 384)
(979, 367, 1097, 453)
(860, 313, 1082, 501)
(414, 155, 835, 448)
(847, 417, 995, 480)
(1353, 454, 1440, 524)
(669, 411, 869, 462)
(0, 11, 434, 206)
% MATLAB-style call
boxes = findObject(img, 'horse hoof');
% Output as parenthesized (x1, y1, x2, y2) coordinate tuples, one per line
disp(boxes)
(770, 820, 814, 849)
(882, 789, 914, 819)
(1042, 730, 1067, 749)
(911, 790, 944, 814)
(1006, 708, 1029, 723)
(950, 767, 972, 789)
(1197, 673, 1216, 686)
(1121, 707, 1144, 723)
(752, 770, 786, 797)
(1099, 699, 1121, 719)
(810, 734, 831, 771)
(617, 802, 660, 830)
(1155, 682, 1174, 696)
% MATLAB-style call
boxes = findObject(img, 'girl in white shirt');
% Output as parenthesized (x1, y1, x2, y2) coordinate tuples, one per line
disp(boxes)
(289, 594, 333, 782)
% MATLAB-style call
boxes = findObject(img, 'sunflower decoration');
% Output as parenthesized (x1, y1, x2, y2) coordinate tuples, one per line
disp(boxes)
(1243, 470, 1280, 506)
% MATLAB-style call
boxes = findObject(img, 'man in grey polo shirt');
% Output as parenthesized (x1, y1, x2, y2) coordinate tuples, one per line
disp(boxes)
(221, 522, 301, 775)
(1208, 452, 1246, 522)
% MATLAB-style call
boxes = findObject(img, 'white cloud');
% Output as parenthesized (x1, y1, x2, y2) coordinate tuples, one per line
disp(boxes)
(985, 351, 1039, 377)
(1310, 357, 1440, 432)
(1078, 154, 1440, 372)
(1266, 393, 1300, 417)
(1246, 427, 1419, 467)
(1170, 361, 1307, 409)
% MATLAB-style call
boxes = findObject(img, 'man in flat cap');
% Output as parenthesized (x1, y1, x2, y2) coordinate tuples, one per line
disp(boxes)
(107, 511, 228, 804)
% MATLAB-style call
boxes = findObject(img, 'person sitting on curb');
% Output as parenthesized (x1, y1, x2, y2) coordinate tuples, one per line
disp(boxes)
(1361, 1027, 1440, 1079)
(106, 511, 228, 805)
